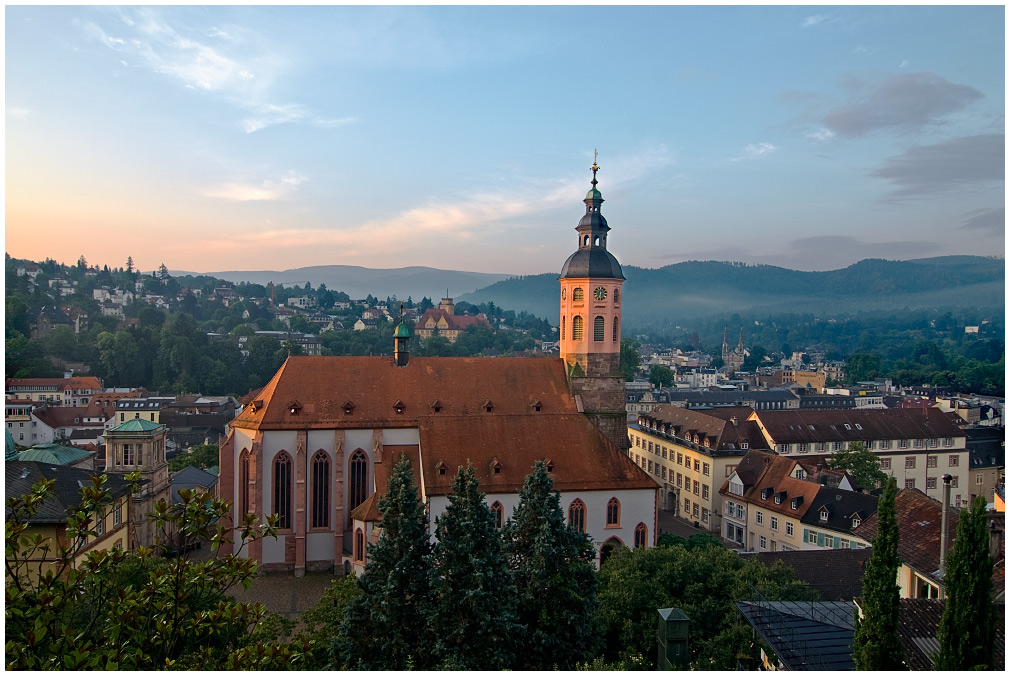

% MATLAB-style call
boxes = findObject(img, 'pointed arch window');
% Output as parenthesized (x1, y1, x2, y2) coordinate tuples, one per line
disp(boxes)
(349, 450, 368, 512)
(572, 315, 583, 341)
(239, 449, 251, 516)
(490, 501, 504, 529)
(634, 523, 648, 549)
(613, 316, 619, 342)
(273, 451, 292, 530)
(594, 316, 605, 341)
(568, 499, 587, 533)
(606, 497, 621, 527)
(353, 528, 364, 562)
(311, 451, 330, 529)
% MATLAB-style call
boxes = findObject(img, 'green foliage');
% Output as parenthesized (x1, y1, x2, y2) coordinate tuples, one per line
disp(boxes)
(501, 461, 599, 669)
(935, 496, 997, 669)
(5, 476, 292, 670)
(336, 453, 435, 670)
(828, 442, 887, 491)
(594, 540, 817, 669)
(852, 477, 904, 670)
(168, 443, 220, 472)
(429, 464, 520, 669)
(293, 576, 361, 669)
(620, 338, 642, 381)
(648, 364, 675, 388)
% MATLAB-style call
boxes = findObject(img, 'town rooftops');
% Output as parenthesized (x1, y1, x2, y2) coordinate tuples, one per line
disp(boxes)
(17, 443, 93, 466)
(751, 407, 965, 444)
(751, 548, 872, 601)
(636, 405, 768, 455)
(5, 461, 133, 525)
(107, 419, 165, 435)
(735, 600, 855, 670)
(231, 356, 580, 431)
(800, 487, 879, 534)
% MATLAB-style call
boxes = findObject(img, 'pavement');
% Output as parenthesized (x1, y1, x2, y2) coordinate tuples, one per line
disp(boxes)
(227, 570, 340, 623)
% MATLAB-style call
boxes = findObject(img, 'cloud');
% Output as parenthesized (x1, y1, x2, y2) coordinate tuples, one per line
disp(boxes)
(240, 104, 356, 133)
(806, 129, 835, 142)
(7, 107, 31, 119)
(898, 60, 909, 69)
(871, 133, 1004, 201)
(203, 170, 307, 201)
(802, 15, 828, 28)
(656, 235, 943, 271)
(959, 207, 1005, 236)
(822, 72, 983, 137)
(731, 142, 779, 162)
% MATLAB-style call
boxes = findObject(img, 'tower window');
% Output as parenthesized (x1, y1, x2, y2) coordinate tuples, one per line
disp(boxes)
(572, 287, 584, 302)
(594, 316, 605, 341)
(583, 235, 589, 247)
(572, 316, 583, 341)
(613, 317, 619, 342)
(614, 288, 620, 303)
(561, 315, 565, 340)
(594, 236, 600, 246)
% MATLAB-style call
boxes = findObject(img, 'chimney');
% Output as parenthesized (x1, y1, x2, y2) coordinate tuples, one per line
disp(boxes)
(939, 474, 952, 577)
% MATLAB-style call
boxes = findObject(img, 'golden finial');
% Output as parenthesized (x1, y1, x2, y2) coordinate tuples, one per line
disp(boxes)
(592, 149, 599, 173)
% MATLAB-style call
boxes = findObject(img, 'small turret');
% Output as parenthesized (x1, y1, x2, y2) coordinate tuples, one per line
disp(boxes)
(394, 307, 411, 367)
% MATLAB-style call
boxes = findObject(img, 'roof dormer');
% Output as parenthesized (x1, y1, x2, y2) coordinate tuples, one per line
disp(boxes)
(530, 399, 543, 412)
(791, 496, 803, 510)
(287, 400, 302, 415)
(545, 458, 554, 473)
(436, 460, 448, 476)
(392, 399, 406, 415)
(774, 491, 786, 505)
(430, 399, 443, 413)
(482, 399, 494, 413)
(819, 506, 830, 522)
(761, 487, 773, 501)
(342, 400, 356, 415)
(491, 458, 503, 474)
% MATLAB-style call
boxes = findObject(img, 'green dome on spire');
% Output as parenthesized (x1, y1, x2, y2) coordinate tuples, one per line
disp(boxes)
(394, 321, 411, 339)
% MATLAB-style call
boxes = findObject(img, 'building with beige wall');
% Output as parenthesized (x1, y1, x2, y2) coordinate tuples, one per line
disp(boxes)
(104, 419, 170, 549)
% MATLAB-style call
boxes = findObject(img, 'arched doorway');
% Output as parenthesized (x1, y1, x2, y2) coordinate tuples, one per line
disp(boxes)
(600, 536, 625, 568)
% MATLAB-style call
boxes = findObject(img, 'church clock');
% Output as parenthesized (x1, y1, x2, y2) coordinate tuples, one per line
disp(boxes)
(593, 286, 607, 301)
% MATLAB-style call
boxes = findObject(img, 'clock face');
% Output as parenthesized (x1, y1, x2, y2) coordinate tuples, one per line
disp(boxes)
(562, 287, 566, 300)
(594, 286, 607, 301)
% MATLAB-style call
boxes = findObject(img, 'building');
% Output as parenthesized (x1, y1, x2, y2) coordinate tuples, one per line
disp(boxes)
(5, 376, 104, 407)
(722, 326, 748, 373)
(748, 408, 968, 506)
(104, 419, 171, 549)
(218, 162, 654, 576)
(16, 442, 97, 471)
(628, 406, 765, 529)
(414, 297, 493, 343)
(966, 427, 1005, 506)
(665, 389, 800, 411)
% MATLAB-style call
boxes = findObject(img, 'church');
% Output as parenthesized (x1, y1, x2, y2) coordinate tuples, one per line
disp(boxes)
(218, 159, 658, 575)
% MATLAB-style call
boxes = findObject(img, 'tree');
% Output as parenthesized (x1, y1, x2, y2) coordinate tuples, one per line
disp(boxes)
(844, 352, 881, 383)
(429, 464, 519, 669)
(648, 364, 675, 389)
(852, 477, 904, 670)
(935, 495, 997, 669)
(827, 441, 887, 491)
(594, 540, 816, 669)
(168, 443, 220, 472)
(5, 475, 295, 670)
(294, 575, 361, 669)
(502, 461, 598, 669)
(336, 453, 435, 670)
(619, 338, 642, 381)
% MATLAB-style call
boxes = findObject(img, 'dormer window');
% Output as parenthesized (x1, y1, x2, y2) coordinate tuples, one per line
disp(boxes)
(774, 492, 784, 505)
(530, 399, 542, 412)
(491, 458, 503, 474)
(852, 516, 861, 528)
(436, 460, 447, 476)
(820, 508, 830, 522)
(791, 496, 803, 510)
(342, 400, 356, 415)
(482, 400, 494, 413)
(288, 400, 302, 415)
(761, 488, 772, 500)
(393, 399, 405, 414)
(545, 459, 554, 473)
(430, 400, 443, 413)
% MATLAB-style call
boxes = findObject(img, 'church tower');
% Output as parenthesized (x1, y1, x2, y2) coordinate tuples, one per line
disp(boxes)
(559, 155, 629, 450)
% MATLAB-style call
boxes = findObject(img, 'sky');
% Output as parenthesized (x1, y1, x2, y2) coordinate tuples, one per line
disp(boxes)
(5, 4, 1005, 276)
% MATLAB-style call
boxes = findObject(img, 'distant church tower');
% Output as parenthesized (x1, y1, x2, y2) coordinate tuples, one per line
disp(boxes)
(559, 155, 629, 450)
(722, 326, 747, 372)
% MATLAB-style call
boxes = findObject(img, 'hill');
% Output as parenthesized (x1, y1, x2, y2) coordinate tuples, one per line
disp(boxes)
(458, 256, 1005, 329)
(175, 265, 511, 302)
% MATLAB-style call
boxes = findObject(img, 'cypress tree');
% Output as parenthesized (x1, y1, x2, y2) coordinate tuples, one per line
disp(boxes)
(852, 477, 905, 670)
(502, 460, 599, 669)
(335, 453, 434, 669)
(429, 463, 519, 669)
(935, 495, 996, 669)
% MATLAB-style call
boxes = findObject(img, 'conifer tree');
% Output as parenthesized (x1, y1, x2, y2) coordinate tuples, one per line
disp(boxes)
(429, 464, 519, 669)
(334, 453, 434, 670)
(935, 495, 996, 669)
(852, 477, 905, 670)
(502, 460, 599, 669)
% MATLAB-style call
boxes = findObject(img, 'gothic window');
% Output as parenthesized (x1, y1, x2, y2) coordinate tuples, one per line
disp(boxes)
(634, 523, 648, 548)
(572, 287, 584, 302)
(490, 501, 504, 529)
(572, 315, 583, 341)
(606, 498, 620, 526)
(594, 316, 605, 342)
(568, 499, 587, 533)
(349, 450, 368, 512)
(273, 452, 292, 529)
(354, 528, 364, 562)
(239, 449, 251, 516)
(312, 451, 330, 529)
(612, 317, 619, 342)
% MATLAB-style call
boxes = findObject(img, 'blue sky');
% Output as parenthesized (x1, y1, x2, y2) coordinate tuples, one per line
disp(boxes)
(5, 4, 1005, 275)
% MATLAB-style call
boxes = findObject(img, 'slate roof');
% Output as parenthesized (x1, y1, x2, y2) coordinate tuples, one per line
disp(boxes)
(800, 487, 879, 535)
(558, 247, 625, 280)
(169, 465, 219, 503)
(752, 407, 965, 444)
(735, 601, 856, 670)
(753, 548, 872, 601)
(897, 599, 1005, 670)
(665, 390, 798, 406)
(852, 489, 958, 582)
(966, 427, 1005, 469)
(231, 356, 580, 431)
(6, 461, 133, 525)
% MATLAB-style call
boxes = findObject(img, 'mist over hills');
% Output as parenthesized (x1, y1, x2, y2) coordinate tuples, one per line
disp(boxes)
(459, 256, 1005, 329)
(174, 265, 512, 302)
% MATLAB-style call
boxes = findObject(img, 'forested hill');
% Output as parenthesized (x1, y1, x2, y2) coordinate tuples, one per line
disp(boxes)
(459, 256, 1005, 329)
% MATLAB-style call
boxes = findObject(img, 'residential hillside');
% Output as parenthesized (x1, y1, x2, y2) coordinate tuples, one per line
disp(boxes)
(459, 256, 1005, 328)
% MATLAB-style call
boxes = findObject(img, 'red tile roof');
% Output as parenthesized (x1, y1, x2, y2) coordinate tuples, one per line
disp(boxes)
(416, 308, 492, 333)
(852, 488, 958, 580)
(231, 356, 580, 431)
(638, 405, 769, 453)
(32, 406, 89, 429)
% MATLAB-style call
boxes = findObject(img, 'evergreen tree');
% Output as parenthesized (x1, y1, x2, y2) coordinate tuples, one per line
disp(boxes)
(852, 477, 905, 670)
(828, 441, 887, 490)
(935, 495, 996, 669)
(502, 461, 598, 669)
(335, 453, 434, 670)
(429, 464, 519, 669)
